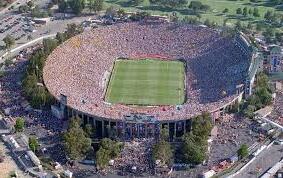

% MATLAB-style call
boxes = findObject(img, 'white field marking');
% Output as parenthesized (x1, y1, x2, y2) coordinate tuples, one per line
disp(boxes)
(106, 63, 118, 102)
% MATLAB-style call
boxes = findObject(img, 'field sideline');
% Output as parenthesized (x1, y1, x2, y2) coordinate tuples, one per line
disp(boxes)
(105, 59, 185, 106)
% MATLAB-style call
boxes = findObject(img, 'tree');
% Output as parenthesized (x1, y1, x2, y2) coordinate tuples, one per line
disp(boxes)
(204, 19, 211, 27)
(58, 0, 68, 13)
(243, 7, 248, 16)
(256, 23, 263, 31)
(247, 95, 262, 109)
(152, 140, 173, 166)
(88, 0, 94, 12)
(264, 10, 273, 22)
(243, 105, 256, 119)
(196, 13, 202, 21)
(263, 10, 280, 24)
(96, 138, 123, 169)
(14, 117, 25, 132)
(43, 38, 57, 53)
(69, 0, 85, 15)
(160, 125, 169, 141)
(248, 8, 253, 15)
(236, 8, 242, 15)
(56, 32, 67, 44)
(182, 16, 198, 24)
(237, 144, 248, 159)
(255, 87, 272, 106)
(275, 32, 283, 44)
(253, 8, 260, 17)
(182, 133, 207, 164)
(84, 124, 94, 137)
(3, 35, 15, 49)
(92, 0, 103, 13)
(181, 113, 212, 164)
(96, 148, 111, 169)
(27, 0, 34, 8)
(169, 12, 179, 22)
(191, 112, 212, 140)
(222, 8, 229, 13)
(31, 5, 48, 18)
(150, 0, 188, 8)
(89, 0, 103, 13)
(235, 20, 242, 31)
(105, 6, 117, 18)
(22, 72, 37, 95)
(51, 0, 59, 4)
(130, 0, 144, 6)
(100, 138, 122, 158)
(223, 18, 229, 27)
(117, 8, 126, 18)
(0, 150, 4, 163)
(189, 1, 207, 11)
(18, 5, 30, 13)
(256, 72, 269, 89)
(263, 27, 275, 43)
(27, 35, 33, 41)
(29, 86, 52, 108)
(29, 136, 39, 153)
(63, 117, 92, 160)
(65, 23, 83, 38)
(43, 38, 58, 55)
(247, 22, 253, 31)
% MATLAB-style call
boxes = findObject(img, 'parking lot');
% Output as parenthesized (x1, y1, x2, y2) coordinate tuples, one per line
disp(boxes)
(0, 1, 92, 56)
(0, 15, 30, 44)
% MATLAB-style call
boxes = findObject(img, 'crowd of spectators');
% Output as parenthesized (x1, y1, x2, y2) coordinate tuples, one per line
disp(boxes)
(208, 114, 259, 166)
(43, 22, 250, 121)
(0, 47, 67, 165)
(113, 138, 154, 176)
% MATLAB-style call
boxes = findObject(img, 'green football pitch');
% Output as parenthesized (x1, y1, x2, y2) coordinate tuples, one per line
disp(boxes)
(105, 59, 185, 106)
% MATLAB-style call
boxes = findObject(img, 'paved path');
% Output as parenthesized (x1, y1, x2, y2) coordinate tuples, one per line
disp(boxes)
(233, 144, 283, 178)
(261, 117, 283, 131)
(0, 33, 56, 63)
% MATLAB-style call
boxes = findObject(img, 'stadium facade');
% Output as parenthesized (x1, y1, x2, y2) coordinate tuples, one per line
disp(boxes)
(43, 22, 262, 140)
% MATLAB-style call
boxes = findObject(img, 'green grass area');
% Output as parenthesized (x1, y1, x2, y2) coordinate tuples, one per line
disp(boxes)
(105, 59, 185, 106)
(104, 0, 282, 28)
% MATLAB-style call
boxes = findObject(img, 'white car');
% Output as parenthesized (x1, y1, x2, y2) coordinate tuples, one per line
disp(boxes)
(275, 139, 283, 145)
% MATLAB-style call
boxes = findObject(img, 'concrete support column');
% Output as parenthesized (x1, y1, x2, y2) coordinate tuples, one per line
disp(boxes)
(102, 120, 105, 138)
(71, 109, 74, 117)
(115, 122, 118, 137)
(174, 122, 177, 140)
(130, 124, 132, 139)
(87, 116, 90, 125)
(167, 122, 170, 140)
(183, 121, 186, 134)
(145, 124, 148, 138)
(137, 124, 140, 138)
(92, 118, 95, 128)
(67, 107, 70, 119)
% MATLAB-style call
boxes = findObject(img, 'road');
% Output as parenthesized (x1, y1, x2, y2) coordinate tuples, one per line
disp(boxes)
(233, 143, 283, 178)
(0, 33, 56, 64)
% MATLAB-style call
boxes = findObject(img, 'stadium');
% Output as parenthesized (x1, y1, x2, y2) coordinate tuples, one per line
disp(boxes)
(43, 22, 257, 140)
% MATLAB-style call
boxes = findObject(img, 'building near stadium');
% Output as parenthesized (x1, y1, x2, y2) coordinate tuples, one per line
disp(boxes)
(43, 22, 261, 140)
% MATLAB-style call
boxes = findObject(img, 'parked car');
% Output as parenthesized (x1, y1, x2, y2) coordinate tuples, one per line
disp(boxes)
(275, 139, 283, 145)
